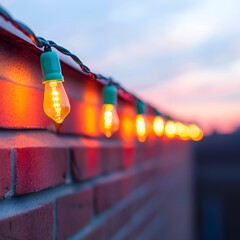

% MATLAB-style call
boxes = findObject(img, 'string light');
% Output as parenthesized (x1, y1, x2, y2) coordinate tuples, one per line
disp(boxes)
(40, 48, 70, 123)
(188, 124, 203, 141)
(100, 83, 119, 138)
(153, 110, 165, 137)
(175, 122, 189, 140)
(165, 120, 177, 138)
(136, 100, 147, 142)
(0, 6, 204, 142)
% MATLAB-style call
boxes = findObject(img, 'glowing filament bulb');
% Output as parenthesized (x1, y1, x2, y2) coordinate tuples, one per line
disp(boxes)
(43, 81, 70, 124)
(153, 116, 165, 137)
(165, 120, 176, 138)
(100, 104, 119, 138)
(100, 83, 119, 138)
(136, 114, 147, 142)
(188, 124, 203, 141)
(40, 50, 71, 124)
(175, 122, 189, 140)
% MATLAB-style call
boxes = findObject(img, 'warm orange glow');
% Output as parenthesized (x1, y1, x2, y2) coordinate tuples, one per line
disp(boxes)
(100, 104, 119, 138)
(43, 81, 70, 124)
(175, 122, 189, 140)
(120, 105, 135, 142)
(81, 82, 101, 136)
(136, 114, 147, 142)
(83, 105, 99, 136)
(121, 116, 134, 140)
(153, 116, 165, 137)
(165, 120, 177, 138)
(188, 124, 203, 141)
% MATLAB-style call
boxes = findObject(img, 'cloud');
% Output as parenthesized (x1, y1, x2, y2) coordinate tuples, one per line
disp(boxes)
(3, 0, 240, 133)
(137, 60, 240, 134)
(83, 0, 240, 94)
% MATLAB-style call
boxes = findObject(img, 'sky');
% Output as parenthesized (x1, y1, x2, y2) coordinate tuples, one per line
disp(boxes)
(1, 0, 240, 135)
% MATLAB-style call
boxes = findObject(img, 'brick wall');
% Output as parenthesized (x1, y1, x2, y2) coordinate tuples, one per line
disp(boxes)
(0, 26, 193, 240)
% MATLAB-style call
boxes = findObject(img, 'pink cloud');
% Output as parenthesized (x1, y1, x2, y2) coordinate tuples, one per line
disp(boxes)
(137, 66, 240, 135)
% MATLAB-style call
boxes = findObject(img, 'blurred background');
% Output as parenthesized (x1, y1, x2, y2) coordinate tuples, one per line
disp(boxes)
(1, 0, 240, 239)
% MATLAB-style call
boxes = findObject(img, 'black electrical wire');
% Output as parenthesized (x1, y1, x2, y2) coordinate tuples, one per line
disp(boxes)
(0, 5, 168, 119)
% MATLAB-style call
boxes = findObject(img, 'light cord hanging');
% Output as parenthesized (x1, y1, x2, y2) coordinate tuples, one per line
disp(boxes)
(0, 6, 203, 141)
(0, 6, 155, 114)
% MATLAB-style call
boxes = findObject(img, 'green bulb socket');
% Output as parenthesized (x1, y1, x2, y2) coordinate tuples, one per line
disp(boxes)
(103, 84, 118, 105)
(40, 51, 64, 83)
(137, 100, 145, 114)
(154, 109, 161, 116)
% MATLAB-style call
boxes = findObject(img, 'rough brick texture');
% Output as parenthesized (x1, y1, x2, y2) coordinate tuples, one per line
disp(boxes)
(0, 203, 53, 240)
(0, 149, 11, 199)
(101, 143, 123, 173)
(57, 187, 93, 239)
(0, 135, 193, 240)
(72, 146, 103, 181)
(94, 171, 136, 214)
(15, 147, 68, 195)
(122, 145, 135, 168)
(0, 27, 193, 240)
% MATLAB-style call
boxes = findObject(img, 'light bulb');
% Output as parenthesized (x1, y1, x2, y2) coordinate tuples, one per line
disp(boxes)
(40, 50, 70, 124)
(136, 114, 147, 142)
(153, 116, 165, 137)
(100, 104, 119, 138)
(100, 83, 119, 138)
(165, 120, 176, 138)
(175, 122, 189, 140)
(188, 124, 203, 141)
(43, 81, 70, 124)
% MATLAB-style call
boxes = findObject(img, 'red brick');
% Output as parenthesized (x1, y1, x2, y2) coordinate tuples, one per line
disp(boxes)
(57, 187, 93, 239)
(15, 147, 67, 195)
(0, 68, 49, 130)
(101, 143, 122, 173)
(94, 176, 121, 214)
(58, 98, 102, 137)
(122, 145, 135, 168)
(146, 141, 159, 160)
(0, 149, 11, 199)
(94, 173, 135, 214)
(72, 146, 103, 181)
(0, 34, 100, 135)
(0, 203, 53, 240)
(119, 172, 135, 200)
(135, 143, 147, 163)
